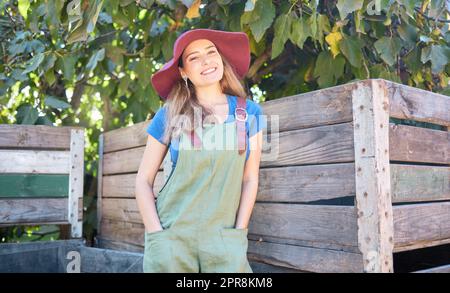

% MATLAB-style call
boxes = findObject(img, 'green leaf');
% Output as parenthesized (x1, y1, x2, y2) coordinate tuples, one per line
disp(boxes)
(313, 51, 345, 88)
(16, 104, 39, 125)
(271, 14, 292, 59)
(56, 55, 78, 81)
(86, 48, 105, 72)
(18, 0, 30, 20)
(23, 53, 45, 74)
(290, 16, 311, 49)
(44, 96, 71, 110)
(421, 45, 450, 74)
(340, 36, 363, 68)
(135, 58, 152, 87)
(374, 36, 402, 66)
(241, 0, 275, 42)
(336, 0, 364, 20)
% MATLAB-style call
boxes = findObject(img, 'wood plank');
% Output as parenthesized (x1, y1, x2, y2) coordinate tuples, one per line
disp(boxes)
(0, 150, 71, 173)
(352, 79, 394, 272)
(260, 122, 355, 167)
(257, 163, 355, 202)
(96, 236, 144, 253)
(391, 165, 450, 203)
(0, 124, 82, 149)
(97, 134, 104, 235)
(99, 218, 145, 248)
(103, 120, 149, 153)
(0, 174, 69, 198)
(393, 202, 450, 249)
(79, 246, 143, 273)
(101, 172, 165, 198)
(261, 81, 354, 133)
(102, 147, 165, 175)
(247, 240, 363, 273)
(386, 79, 450, 127)
(68, 129, 84, 238)
(249, 203, 358, 247)
(0, 198, 68, 225)
(249, 260, 307, 273)
(102, 198, 142, 224)
(413, 264, 450, 273)
(389, 124, 449, 164)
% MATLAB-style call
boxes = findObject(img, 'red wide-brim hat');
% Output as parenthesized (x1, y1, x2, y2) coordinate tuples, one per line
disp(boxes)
(151, 29, 250, 100)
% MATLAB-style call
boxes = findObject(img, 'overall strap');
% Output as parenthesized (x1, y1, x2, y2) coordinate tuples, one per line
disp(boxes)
(189, 96, 248, 155)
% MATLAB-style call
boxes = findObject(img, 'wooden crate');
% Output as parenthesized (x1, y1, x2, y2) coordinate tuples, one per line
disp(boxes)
(97, 78, 449, 273)
(0, 125, 85, 238)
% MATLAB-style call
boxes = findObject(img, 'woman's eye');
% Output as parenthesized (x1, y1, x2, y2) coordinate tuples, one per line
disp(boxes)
(189, 57, 198, 61)
(208, 50, 216, 54)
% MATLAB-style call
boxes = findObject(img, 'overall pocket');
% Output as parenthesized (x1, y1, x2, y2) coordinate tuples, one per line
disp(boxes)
(219, 228, 252, 273)
(143, 229, 173, 273)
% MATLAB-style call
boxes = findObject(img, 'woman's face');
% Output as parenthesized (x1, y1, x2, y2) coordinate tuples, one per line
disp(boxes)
(179, 39, 224, 88)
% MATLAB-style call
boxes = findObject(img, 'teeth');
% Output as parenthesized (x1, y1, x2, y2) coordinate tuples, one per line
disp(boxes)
(202, 68, 216, 75)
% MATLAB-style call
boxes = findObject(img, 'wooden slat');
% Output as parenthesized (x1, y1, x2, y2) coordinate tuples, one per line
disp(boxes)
(103, 121, 149, 153)
(393, 202, 450, 249)
(99, 218, 145, 248)
(386, 79, 450, 127)
(102, 172, 165, 198)
(257, 163, 355, 203)
(247, 240, 363, 273)
(0, 124, 82, 149)
(389, 124, 449, 164)
(68, 129, 84, 238)
(261, 81, 353, 133)
(0, 174, 69, 198)
(0, 150, 71, 173)
(102, 147, 165, 175)
(352, 79, 394, 272)
(97, 134, 104, 235)
(249, 203, 358, 247)
(102, 198, 142, 224)
(0, 198, 68, 225)
(391, 165, 450, 203)
(260, 122, 355, 167)
(96, 236, 144, 253)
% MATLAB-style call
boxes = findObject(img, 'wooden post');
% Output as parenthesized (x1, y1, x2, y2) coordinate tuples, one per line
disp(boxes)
(68, 128, 84, 238)
(97, 133, 104, 236)
(352, 79, 394, 273)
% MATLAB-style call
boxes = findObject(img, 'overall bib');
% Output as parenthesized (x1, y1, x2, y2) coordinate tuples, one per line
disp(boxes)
(143, 117, 253, 273)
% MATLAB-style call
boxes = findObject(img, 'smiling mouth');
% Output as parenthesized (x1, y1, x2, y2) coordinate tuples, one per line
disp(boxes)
(201, 67, 217, 75)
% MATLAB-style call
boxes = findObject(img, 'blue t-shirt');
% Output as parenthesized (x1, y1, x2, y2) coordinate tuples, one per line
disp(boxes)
(146, 94, 267, 167)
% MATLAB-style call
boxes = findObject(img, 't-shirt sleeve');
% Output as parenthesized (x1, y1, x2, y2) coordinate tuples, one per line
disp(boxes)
(248, 101, 267, 138)
(146, 106, 168, 145)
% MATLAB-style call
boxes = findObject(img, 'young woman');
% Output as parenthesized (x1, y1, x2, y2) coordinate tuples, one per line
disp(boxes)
(135, 29, 266, 273)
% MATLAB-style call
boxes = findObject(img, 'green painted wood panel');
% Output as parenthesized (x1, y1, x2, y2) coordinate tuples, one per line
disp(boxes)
(0, 174, 69, 198)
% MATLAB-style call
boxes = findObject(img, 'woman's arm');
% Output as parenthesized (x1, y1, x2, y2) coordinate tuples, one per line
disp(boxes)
(235, 130, 264, 229)
(135, 135, 168, 233)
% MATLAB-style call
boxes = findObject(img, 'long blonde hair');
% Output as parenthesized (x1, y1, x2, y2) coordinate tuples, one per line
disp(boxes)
(159, 52, 249, 145)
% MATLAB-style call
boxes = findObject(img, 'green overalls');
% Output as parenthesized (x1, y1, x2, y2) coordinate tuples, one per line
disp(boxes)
(143, 118, 253, 273)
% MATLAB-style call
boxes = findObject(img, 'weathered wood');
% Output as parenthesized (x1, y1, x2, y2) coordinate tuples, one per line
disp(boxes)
(386, 79, 450, 127)
(99, 218, 145, 248)
(0, 124, 82, 149)
(393, 202, 450, 249)
(260, 122, 355, 167)
(0, 174, 69, 198)
(102, 146, 165, 175)
(102, 198, 141, 224)
(247, 239, 363, 273)
(257, 163, 355, 203)
(391, 164, 450, 203)
(413, 264, 450, 273)
(249, 260, 307, 273)
(97, 134, 104, 235)
(249, 203, 358, 247)
(96, 236, 144, 253)
(0, 198, 68, 224)
(261, 81, 354, 133)
(103, 120, 148, 153)
(352, 79, 394, 272)
(0, 150, 71, 173)
(68, 129, 84, 238)
(389, 124, 449, 164)
(101, 172, 165, 198)
(393, 238, 450, 253)
(79, 246, 143, 273)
